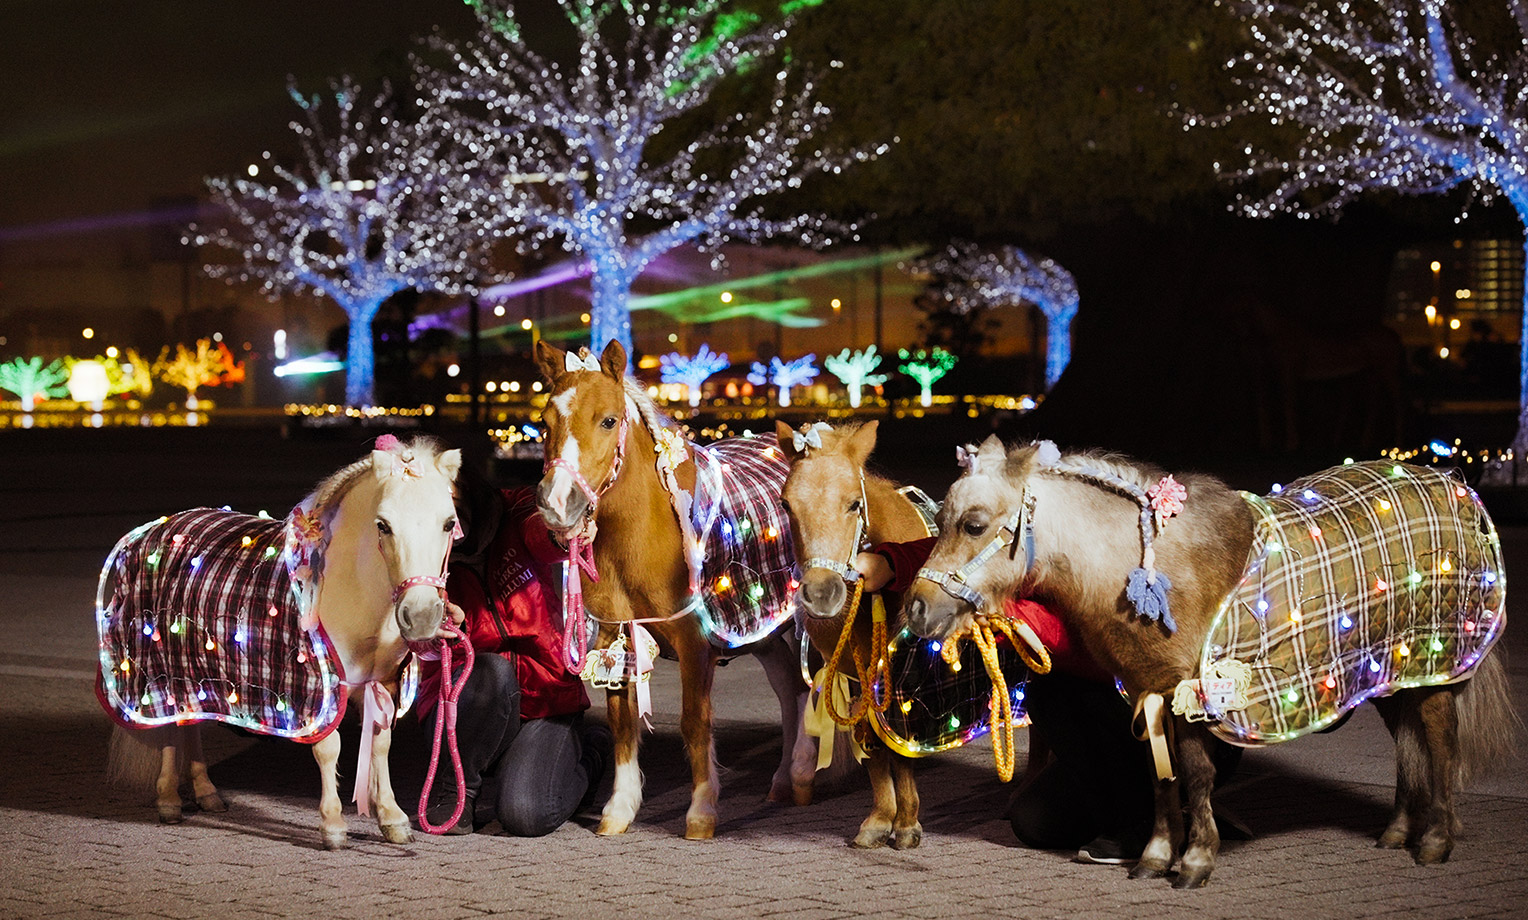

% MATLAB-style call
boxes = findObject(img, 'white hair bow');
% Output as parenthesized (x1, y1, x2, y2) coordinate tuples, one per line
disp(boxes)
(1035, 439, 1061, 466)
(565, 349, 602, 373)
(792, 422, 832, 452)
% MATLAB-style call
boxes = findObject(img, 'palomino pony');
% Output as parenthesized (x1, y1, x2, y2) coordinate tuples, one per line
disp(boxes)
(905, 436, 1515, 887)
(776, 419, 931, 849)
(99, 436, 461, 849)
(534, 340, 814, 839)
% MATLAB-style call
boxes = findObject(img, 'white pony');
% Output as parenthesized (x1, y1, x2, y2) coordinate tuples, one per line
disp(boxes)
(98, 435, 461, 849)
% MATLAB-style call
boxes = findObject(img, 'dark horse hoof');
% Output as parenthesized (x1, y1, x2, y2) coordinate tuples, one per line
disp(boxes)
(1172, 867, 1213, 889)
(1128, 861, 1171, 880)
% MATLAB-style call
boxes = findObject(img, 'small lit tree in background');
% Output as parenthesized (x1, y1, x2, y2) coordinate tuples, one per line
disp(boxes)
(898, 346, 957, 407)
(661, 345, 730, 407)
(419, 0, 876, 361)
(0, 357, 68, 411)
(915, 243, 1079, 392)
(1199, 0, 1528, 468)
(191, 77, 495, 407)
(154, 340, 245, 406)
(749, 354, 819, 407)
(824, 345, 888, 408)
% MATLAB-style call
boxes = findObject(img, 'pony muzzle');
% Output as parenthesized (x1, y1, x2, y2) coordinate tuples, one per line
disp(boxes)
(903, 580, 971, 639)
(536, 468, 590, 532)
(797, 567, 851, 619)
(393, 576, 447, 642)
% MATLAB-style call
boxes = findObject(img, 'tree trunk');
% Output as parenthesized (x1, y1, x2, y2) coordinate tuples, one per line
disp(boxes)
(589, 269, 634, 366)
(343, 299, 384, 407)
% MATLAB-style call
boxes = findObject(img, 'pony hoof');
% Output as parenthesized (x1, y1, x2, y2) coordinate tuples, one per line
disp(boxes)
(890, 826, 923, 850)
(1415, 836, 1453, 865)
(684, 817, 716, 840)
(1128, 861, 1171, 881)
(322, 829, 349, 850)
(195, 793, 228, 814)
(850, 829, 890, 849)
(595, 817, 632, 836)
(381, 823, 414, 845)
(157, 804, 184, 825)
(1376, 828, 1409, 849)
(1172, 867, 1213, 889)
(791, 782, 814, 807)
(765, 781, 794, 804)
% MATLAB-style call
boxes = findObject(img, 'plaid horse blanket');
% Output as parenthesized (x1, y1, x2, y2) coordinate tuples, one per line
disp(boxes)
(95, 507, 350, 742)
(684, 434, 797, 648)
(1183, 461, 1506, 745)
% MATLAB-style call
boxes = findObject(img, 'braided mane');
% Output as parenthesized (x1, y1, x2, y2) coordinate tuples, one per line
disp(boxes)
(304, 435, 447, 521)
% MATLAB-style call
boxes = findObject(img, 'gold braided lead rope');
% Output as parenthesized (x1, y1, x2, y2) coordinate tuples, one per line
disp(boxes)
(940, 615, 1053, 783)
(819, 579, 893, 727)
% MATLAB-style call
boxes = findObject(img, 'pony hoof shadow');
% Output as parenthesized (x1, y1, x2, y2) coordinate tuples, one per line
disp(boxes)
(890, 826, 922, 850)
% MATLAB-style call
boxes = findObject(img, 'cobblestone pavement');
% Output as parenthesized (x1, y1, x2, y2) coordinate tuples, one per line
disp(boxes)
(3, 428, 1526, 920)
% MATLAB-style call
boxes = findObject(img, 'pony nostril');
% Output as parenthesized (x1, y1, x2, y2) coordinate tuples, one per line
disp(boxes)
(907, 597, 928, 635)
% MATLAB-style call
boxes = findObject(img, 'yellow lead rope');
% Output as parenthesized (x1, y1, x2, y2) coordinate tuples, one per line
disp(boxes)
(819, 579, 892, 727)
(940, 614, 1052, 782)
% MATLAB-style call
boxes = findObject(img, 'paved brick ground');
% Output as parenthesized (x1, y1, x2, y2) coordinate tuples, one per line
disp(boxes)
(2, 428, 1525, 919)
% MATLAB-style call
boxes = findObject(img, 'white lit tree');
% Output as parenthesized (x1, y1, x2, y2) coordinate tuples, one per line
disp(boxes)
(749, 354, 819, 407)
(824, 345, 888, 408)
(660, 344, 730, 406)
(418, 0, 876, 362)
(191, 77, 496, 407)
(917, 242, 1079, 391)
(1202, 0, 1528, 458)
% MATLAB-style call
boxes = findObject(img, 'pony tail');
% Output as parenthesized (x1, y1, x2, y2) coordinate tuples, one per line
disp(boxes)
(1454, 650, 1521, 785)
(106, 724, 173, 793)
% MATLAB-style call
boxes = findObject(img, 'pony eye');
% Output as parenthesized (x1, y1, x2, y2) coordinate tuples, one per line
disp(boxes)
(600, 416, 618, 430)
(780, 499, 792, 514)
(376, 519, 393, 536)
(848, 500, 862, 514)
(961, 520, 986, 538)
(444, 518, 458, 534)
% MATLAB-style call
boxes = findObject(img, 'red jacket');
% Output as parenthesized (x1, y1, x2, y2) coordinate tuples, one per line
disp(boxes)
(419, 488, 589, 720)
(874, 536, 1112, 683)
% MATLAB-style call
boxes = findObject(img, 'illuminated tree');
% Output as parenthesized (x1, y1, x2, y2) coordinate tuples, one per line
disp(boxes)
(916, 242, 1079, 391)
(660, 344, 730, 407)
(191, 77, 495, 407)
(749, 354, 819, 407)
(0, 357, 68, 411)
(824, 345, 888, 408)
(154, 340, 245, 403)
(419, 0, 875, 361)
(1201, 0, 1528, 455)
(898, 346, 957, 407)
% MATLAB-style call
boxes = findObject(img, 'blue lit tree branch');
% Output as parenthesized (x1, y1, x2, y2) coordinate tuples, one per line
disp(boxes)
(749, 354, 819, 407)
(661, 344, 730, 406)
(418, 0, 878, 362)
(190, 77, 497, 407)
(916, 242, 1079, 391)
(824, 345, 888, 408)
(1199, 0, 1528, 453)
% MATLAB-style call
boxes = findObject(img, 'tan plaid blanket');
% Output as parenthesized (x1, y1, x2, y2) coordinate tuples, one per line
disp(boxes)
(1186, 461, 1506, 745)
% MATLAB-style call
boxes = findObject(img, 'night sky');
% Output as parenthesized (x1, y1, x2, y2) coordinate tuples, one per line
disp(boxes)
(0, 1, 479, 234)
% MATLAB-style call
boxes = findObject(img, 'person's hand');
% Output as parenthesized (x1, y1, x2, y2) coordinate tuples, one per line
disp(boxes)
(435, 600, 466, 639)
(852, 552, 894, 593)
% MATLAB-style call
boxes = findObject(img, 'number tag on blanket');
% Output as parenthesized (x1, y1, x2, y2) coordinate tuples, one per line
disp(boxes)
(581, 626, 658, 689)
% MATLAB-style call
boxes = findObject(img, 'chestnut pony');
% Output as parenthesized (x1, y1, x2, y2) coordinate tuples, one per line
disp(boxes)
(906, 436, 1515, 887)
(534, 340, 814, 838)
(99, 436, 461, 849)
(776, 419, 933, 849)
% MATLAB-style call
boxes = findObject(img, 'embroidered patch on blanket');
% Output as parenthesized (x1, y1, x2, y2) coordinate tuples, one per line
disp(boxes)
(1198, 461, 1505, 745)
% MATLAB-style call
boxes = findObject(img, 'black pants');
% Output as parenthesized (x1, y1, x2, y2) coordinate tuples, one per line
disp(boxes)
(426, 652, 594, 836)
(1007, 671, 1156, 851)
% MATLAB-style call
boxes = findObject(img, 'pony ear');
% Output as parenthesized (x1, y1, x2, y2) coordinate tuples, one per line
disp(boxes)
(599, 339, 628, 377)
(847, 419, 879, 466)
(978, 433, 1006, 462)
(535, 340, 567, 383)
(435, 449, 463, 483)
(774, 420, 800, 461)
(370, 450, 395, 482)
(1005, 443, 1040, 482)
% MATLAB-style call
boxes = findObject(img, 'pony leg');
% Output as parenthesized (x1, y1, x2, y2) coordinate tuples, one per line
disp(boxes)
(180, 726, 226, 814)
(852, 747, 896, 848)
(889, 751, 922, 850)
(597, 681, 643, 836)
(154, 728, 184, 824)
(1374, 691, 1431, 852)
(367, 722, 413, 845)
(676, 637, 722, 839)
(754, 634, 815, 805)
(1170, 724, 1221, 889)
(312, 729, 348, 850)
(1414, 688, 1461, 865)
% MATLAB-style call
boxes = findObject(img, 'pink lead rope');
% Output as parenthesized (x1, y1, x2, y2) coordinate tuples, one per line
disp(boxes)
(415, 622, 475, 834)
